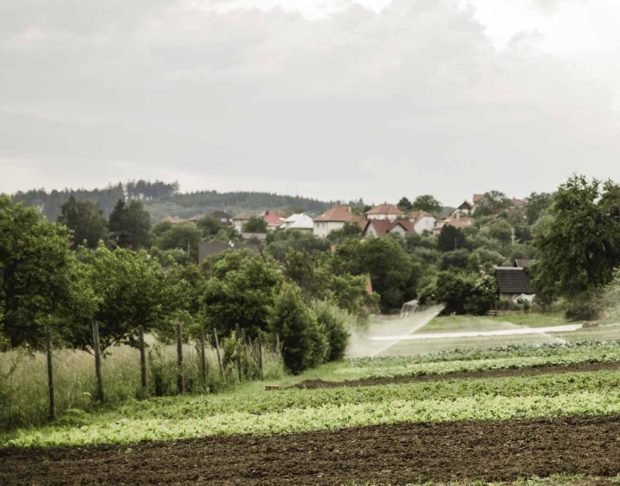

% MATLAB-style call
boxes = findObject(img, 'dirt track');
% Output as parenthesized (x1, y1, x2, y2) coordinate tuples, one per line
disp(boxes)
(1, 416, 619, 485)
(294, 360, 620, 389)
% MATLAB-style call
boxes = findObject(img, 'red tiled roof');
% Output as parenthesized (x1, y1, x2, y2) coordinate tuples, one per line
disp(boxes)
(263, 210, 284, 226)
(445, 217, 473, 229)
(365, 203, 402, 216)
(314, 206, 362, 223)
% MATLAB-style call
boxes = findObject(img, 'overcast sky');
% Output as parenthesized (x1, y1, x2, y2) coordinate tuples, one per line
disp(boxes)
(1, 0, 620, 205)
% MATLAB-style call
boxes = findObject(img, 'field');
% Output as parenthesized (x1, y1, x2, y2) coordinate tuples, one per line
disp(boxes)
(1, 313, 619, 484)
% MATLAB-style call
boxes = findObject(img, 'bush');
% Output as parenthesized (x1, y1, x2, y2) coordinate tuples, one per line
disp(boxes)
(564, 293, 601, 321)
(269, 283, 327, 374)
(313, 301, 350, 361)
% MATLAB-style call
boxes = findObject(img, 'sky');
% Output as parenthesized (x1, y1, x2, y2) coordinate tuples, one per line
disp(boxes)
(1, 0, 620, 205)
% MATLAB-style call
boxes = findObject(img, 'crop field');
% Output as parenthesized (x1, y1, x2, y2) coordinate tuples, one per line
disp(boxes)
(1, 325, 619, 485)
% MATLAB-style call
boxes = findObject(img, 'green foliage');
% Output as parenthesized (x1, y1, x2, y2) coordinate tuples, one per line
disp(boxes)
(437, 225, 468, 252)
(242, 215, 268, 233)
(420, 271, 496, 315)
(397, 197, 413, 211)
(326, 222, 362, 244)
(152, 223, 202, 261)
(195, 215, 224, 238)
(534, 176, 620, 305)
(333, 237, 416, 311)
(474, 191, 512, 217)
(265, 231, 329, 261)
(108, 199, 151, 249)
(0, 196, 73, 348)
(201, 252, 283, 337)
(312, 301, 350, 361)
(525, 192, 554, 225)
(269, 283, 327, 374)
(439, 249, 470, 271)
(57, 196, 108, 249)
(412, 194, 442, 214)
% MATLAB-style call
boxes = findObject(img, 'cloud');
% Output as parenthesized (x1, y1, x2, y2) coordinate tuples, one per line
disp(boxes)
(0, 0, 618, 203)
(530, 0, 587, 15)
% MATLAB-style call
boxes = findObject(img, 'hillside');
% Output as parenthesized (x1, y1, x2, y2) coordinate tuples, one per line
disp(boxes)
(9, 181, 335, 222)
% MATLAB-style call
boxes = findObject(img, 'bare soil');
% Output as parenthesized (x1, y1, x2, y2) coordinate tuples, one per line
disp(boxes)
(294, 361, 620, 389)
(1, 415, 618, 485)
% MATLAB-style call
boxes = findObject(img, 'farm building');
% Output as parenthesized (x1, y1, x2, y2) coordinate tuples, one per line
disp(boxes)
(494, 266, 535, 303)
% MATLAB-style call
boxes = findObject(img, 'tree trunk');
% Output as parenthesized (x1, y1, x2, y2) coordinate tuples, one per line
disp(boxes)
(92, 321, 104, 402)
(176, 323, 185, 394)
(138, 326, 148, 398)
(213, 327, 225, 383)
(46, 325, 55, 420)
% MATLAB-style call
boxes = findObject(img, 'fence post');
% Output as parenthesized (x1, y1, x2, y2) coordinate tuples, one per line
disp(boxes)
(213, 327, 225, 383)
(92, 320, 104, 402)
(257, 333, 264, 380)
(176, 323, 185, 394)
(46, 325, 55, 420)
(235, 323, 242, 382)
(199, 328, 207, 388)
(138, 325, 148, 398)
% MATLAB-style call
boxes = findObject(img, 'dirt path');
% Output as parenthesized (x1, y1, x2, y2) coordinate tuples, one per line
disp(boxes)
(1, 416, 618, 485)
(293, 360, 620, 389)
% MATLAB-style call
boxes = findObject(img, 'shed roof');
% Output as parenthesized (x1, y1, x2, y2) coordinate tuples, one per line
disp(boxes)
(495, 267, 533, 295)
(365, 203, 402, 216)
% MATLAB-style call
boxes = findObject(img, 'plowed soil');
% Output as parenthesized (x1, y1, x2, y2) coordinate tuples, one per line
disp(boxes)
(1, 415, 619, 485)
(294, 361, 620, 389)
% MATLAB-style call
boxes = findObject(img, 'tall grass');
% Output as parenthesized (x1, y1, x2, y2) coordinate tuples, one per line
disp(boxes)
(0, 339, 284, 431)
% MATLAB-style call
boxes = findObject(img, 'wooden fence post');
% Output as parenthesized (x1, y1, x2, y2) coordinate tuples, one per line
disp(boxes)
(46, 325, 55, 420)
(213, 327, 225, 383)
(257, 333, 264, 380)
(92, 320, 104, 402)
(176, 323, 185, 394)
(235, 323, 242, 382)
(138, 325, 148, 398)
(199, 328, 207, 388)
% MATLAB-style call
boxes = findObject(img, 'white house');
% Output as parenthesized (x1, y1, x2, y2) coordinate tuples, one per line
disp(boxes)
(365, 203, 402, 222)
(313, 206, 363, 238)
(280, 213, 314, 234)
(409, 211, 437, 234)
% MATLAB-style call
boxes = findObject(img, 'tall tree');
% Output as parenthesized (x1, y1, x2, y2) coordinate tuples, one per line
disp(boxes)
(437, 225, 468, 252)
(412, 194, 442, 214)
(474, 191, 512, 216)
(524, 192, 554, 225)
(58, 196, 108, 249)
(534, 176, 620, 302)
(0, 197, 72, 347)
(108, 199, 151, 249)
(397, 197, 413, 211)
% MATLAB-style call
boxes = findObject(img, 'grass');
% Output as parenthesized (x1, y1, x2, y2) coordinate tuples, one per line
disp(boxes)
(2, 340, 619, 448)
(0, 340, 284, 431)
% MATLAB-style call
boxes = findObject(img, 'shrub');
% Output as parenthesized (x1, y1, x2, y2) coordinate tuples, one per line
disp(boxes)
(313, 301, 350, 361)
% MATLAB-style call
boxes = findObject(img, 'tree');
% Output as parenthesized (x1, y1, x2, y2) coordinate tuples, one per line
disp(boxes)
(312, 300, 349, 361)
(58, 196, 108, 249)
(0, 197, 72, 347)
(243, 215, 267, 233)
(412, 194, 442, 214)
(474, 191, 512, 216)
(333, 237, 415, 311)
(269, 283, 327, 374)
(534, 176, 620, 305)
(397, 197, 413, 212)
(108, 199, 151, 249)
(437, 225, 467, 252)
(152, 223, 202, 261)
(201, 251, 283, 337)
(524, 192, 553, 225)
(326, 222, 361, 244)
(196, 215, 224, 238)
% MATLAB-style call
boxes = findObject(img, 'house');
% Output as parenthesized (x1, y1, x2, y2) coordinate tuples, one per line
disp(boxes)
(162, 216, 194, 225)
(198, 240, 261, 264)
(409, 211, 436, 234)
(232, 210, 284, 233)
(280, 213, 314, 233)
(495, 266, 535, 303)
(433, 215, 474, 235)
(361, 219, 414, 238)
(365, 203, 403, 222)
(453, 200, 474, 217)
(210, 210, 232, 225)
(232, 212, 254, 233)
(313, 206, 363, 238)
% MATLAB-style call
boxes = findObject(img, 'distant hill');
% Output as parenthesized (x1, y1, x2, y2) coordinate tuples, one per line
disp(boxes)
(10, 181, 337, 222)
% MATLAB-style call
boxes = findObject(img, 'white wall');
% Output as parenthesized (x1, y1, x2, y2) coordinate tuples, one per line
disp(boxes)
(313, 221, 345, 238)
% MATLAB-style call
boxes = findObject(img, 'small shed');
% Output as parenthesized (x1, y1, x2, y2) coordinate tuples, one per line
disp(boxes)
(494, 266, 534, 302)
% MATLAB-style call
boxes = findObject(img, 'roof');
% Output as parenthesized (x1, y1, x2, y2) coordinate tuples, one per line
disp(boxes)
(162, 216, 194, 225)
(409, 210, 435, 224)
(457, 200, 473, 210)
(210, 210, 232, 220)
(362, 219, 414, 237)
(495, 267, 533, 295)
(313, 206, 361, 223)
(233, 211, 255, 221)
(443, 216, 473, 229)
(365, 203, 402, 216)
(514, 259, 536, 269)
(281, 213, 314, 230)
(263, 210, 284, 226)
